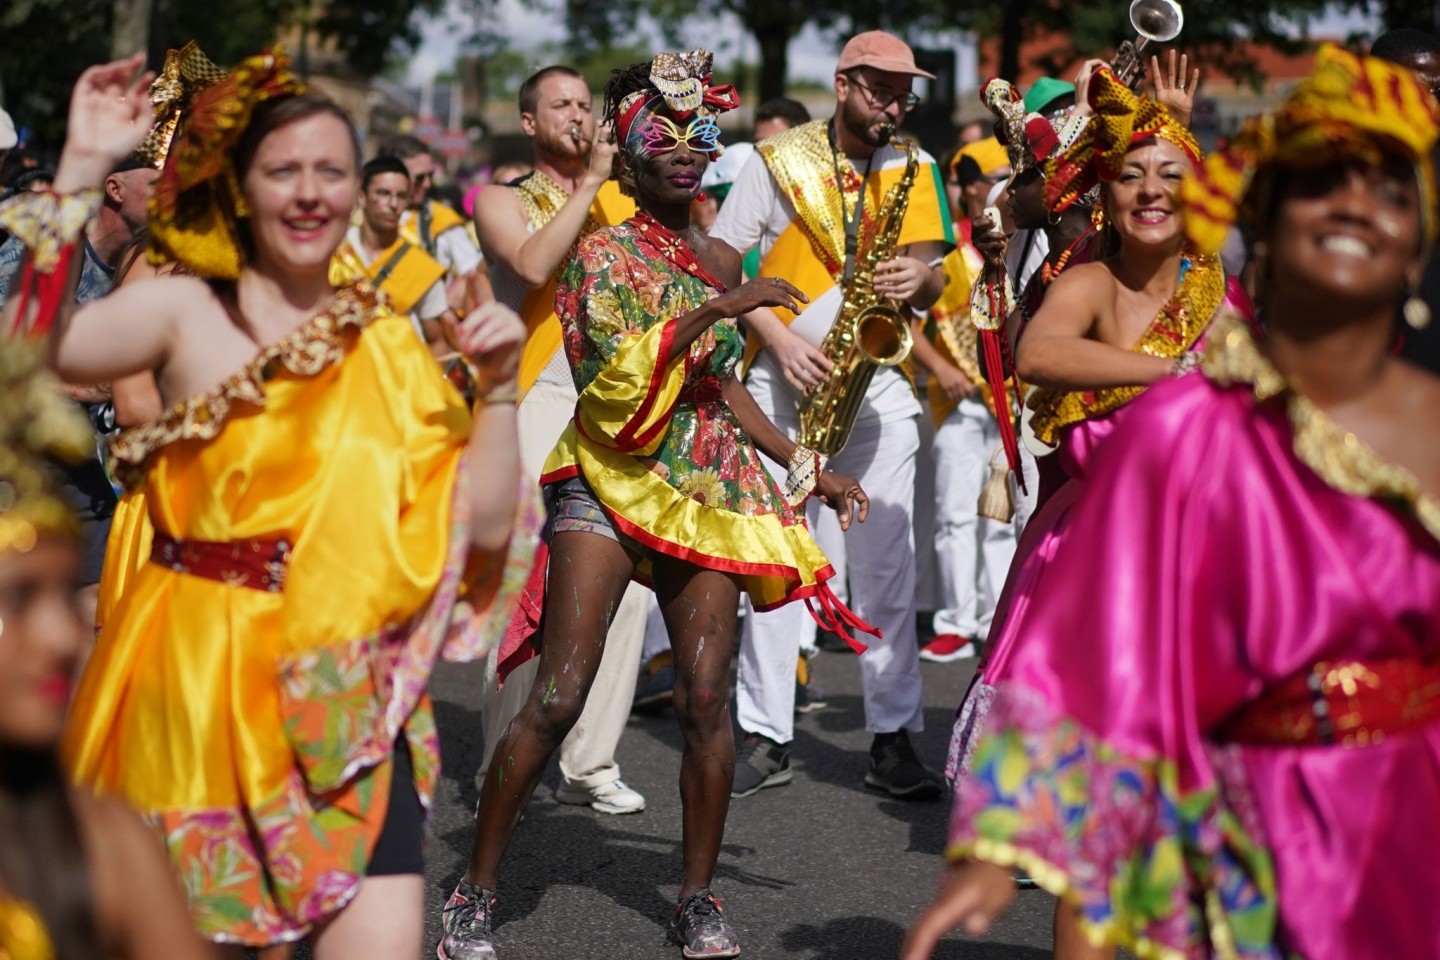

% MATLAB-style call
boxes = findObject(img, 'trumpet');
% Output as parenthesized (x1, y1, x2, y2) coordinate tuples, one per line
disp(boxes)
(1111, 0, 1184, 88)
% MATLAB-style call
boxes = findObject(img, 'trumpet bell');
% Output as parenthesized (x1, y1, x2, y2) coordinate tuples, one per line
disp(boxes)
(1129, 0, 1183, 44)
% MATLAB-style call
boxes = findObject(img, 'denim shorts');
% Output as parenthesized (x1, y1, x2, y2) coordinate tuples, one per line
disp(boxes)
(544, 475, 644, 559)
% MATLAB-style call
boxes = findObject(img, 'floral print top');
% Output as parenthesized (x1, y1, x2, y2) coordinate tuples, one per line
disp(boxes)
(555, 221, 795, 522)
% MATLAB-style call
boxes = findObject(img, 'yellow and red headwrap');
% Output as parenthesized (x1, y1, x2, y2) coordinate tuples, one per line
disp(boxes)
(1181, 44, 1440, 255)
(1044, 66, 1201, 213)
(148, 49, 306, 279)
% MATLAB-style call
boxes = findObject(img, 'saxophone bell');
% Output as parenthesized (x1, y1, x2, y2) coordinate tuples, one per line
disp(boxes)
(855, 305, 913, 367)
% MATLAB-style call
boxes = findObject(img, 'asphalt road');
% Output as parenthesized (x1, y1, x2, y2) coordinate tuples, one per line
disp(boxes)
(414, 645, 1061, 960)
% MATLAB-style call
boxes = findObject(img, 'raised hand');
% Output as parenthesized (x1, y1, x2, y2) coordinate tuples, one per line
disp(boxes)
(587, 120, 620, 185)
(65, 54, 156, 166)
(1150, 50, 1201, 128)
(449, 301, 526, 397)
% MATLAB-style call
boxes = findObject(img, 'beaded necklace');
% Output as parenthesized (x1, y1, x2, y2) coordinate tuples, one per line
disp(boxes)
(1040, 225, 1098, 286)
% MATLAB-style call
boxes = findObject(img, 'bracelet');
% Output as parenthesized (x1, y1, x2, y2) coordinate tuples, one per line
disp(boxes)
(782, 443, 828, 508)
(1171, 351, 1202, 377)
(478, 383, 519, 405)
(970, 273, 1016, 333)
(0, 188, 103, 272)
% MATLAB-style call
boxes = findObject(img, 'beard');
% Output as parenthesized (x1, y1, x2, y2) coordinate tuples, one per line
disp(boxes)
(840, 96, 891, 149)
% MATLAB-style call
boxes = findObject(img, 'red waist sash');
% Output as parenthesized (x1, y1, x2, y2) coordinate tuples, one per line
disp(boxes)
(150, 532, 292, 593)
(1219, 659, 1440, 748)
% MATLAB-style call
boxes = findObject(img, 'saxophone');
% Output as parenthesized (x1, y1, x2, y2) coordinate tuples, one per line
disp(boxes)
(797, 131, 917, 458)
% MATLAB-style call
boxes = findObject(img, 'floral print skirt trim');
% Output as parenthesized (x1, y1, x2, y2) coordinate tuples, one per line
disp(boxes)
(948, 684, 1281, 960)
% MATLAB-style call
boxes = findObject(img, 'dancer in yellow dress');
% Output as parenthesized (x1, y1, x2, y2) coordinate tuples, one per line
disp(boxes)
(4, 51, 539, 956)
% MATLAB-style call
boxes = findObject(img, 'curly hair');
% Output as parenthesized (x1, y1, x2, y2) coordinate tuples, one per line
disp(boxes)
(601, 60, 656, 126)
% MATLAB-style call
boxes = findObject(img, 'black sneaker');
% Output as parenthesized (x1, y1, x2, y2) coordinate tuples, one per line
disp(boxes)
(730, 733, 792, 798)
(672, 888, 741, 958)
(864, 730, 943, 800)
(437, 879, 499, 959)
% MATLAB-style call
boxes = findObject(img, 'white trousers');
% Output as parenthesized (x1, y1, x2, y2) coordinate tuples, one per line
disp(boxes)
(737, 415, 923, 744)
(931, 398, 1023, 639)
(477, 378, 648, 790)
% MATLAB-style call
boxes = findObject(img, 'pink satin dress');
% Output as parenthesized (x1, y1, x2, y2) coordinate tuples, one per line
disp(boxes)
(945, 323, 1440, 958)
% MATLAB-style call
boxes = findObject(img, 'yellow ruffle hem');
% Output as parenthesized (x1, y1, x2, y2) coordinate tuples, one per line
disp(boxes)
(62, 283, 539, 946)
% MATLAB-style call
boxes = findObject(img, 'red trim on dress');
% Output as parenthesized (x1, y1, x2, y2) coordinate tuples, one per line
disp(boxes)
(610, 318, 680, 453)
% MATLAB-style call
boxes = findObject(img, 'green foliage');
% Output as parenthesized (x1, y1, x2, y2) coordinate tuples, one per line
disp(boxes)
(0, 0, 111, 145)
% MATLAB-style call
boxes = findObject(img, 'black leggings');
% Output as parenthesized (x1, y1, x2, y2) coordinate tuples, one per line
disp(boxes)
(366, 739, 424, 876)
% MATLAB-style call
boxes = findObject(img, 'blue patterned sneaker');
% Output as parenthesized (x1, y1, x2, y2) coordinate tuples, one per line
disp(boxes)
(672, 888, 740, 958)
(437, 879, 499, 960)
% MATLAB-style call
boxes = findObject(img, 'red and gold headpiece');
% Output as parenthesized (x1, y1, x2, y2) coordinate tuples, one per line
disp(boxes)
(1180, 44, 1439, 255)
(612, 49, 740, 161)
(147, 49, 305, 279)
(1044, 66, 1201, 213)
(981, 78, 1058, 175)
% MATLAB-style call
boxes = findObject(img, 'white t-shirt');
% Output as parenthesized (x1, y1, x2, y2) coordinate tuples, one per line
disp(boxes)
(710, 145, 929, 425)
(435, 225, 483, 277)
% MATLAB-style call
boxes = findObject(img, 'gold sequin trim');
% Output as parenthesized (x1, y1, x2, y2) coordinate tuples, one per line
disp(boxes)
(1203, 312, 1440, 542)
(108, 282, 379, 487)
(1027, 255, 1225, 445)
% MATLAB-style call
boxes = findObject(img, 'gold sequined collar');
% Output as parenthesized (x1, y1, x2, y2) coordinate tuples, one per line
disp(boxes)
(1203, 311, 1440, 542)
(109, 281, 380, 487)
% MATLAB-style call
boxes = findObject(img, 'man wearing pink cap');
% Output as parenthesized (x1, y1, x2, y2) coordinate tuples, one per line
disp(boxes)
(711, 31, 954, 801)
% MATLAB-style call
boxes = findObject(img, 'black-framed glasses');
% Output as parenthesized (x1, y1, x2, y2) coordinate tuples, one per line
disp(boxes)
(850, 76, 921, 111)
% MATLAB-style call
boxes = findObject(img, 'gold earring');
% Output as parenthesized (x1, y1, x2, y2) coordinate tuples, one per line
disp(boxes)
(1404, 295, 1431, 330)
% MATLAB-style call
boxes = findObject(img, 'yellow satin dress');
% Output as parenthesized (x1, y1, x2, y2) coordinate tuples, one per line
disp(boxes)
(94, 487, 150, 633)
(63, 283, 538, 946)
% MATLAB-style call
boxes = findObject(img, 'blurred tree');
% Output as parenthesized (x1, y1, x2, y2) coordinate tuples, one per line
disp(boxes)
(2, 0, 478, 147)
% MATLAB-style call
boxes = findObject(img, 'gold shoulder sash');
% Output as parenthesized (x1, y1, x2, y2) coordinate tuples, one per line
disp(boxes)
(757, 118, 854, 275)
(1027, 255, 1225, 444)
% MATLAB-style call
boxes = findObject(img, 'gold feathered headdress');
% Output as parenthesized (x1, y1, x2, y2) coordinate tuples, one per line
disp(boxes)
(147, 49, 305, 279)
(1180, 44, 1439, 256)
(0, 344, 93, 554)
(135, 41, 229, 171)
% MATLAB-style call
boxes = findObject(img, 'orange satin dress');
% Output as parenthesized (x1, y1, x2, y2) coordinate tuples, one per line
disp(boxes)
(62, 283, 538, 946)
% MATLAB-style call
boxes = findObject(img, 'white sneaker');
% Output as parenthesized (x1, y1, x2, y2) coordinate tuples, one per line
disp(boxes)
(555, 778, 646, 815)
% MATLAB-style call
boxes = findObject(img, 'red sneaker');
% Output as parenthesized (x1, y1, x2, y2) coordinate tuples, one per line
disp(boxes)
(919, 633, 977, 663)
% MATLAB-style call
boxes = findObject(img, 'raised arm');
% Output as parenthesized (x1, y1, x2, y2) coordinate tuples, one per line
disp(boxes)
(474, 130, 618, 287)
(1015, 265, 1173, 390)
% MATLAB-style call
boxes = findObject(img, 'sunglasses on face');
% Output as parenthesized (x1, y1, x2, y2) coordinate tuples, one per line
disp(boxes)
(639, 115, 722, 156)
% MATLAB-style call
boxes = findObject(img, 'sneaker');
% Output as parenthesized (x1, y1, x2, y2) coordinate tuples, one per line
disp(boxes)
(730, 734, 792, 798)
(672, 888, 741, 958)
(555, 778, 646, 815)
(437, 879, 499, 960)
(794, 678, 828, 714)
(864, 730, 943, 800)
(632, 663, 676, 713)
(919, 633, 978, 663)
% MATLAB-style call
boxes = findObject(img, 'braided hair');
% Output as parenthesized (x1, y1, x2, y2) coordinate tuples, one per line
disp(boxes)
(601, 60, 656, 126)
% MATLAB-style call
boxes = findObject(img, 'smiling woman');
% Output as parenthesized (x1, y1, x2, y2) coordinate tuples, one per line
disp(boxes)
(0, 47, 541, 958)
(907, 45, 1440, 960)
